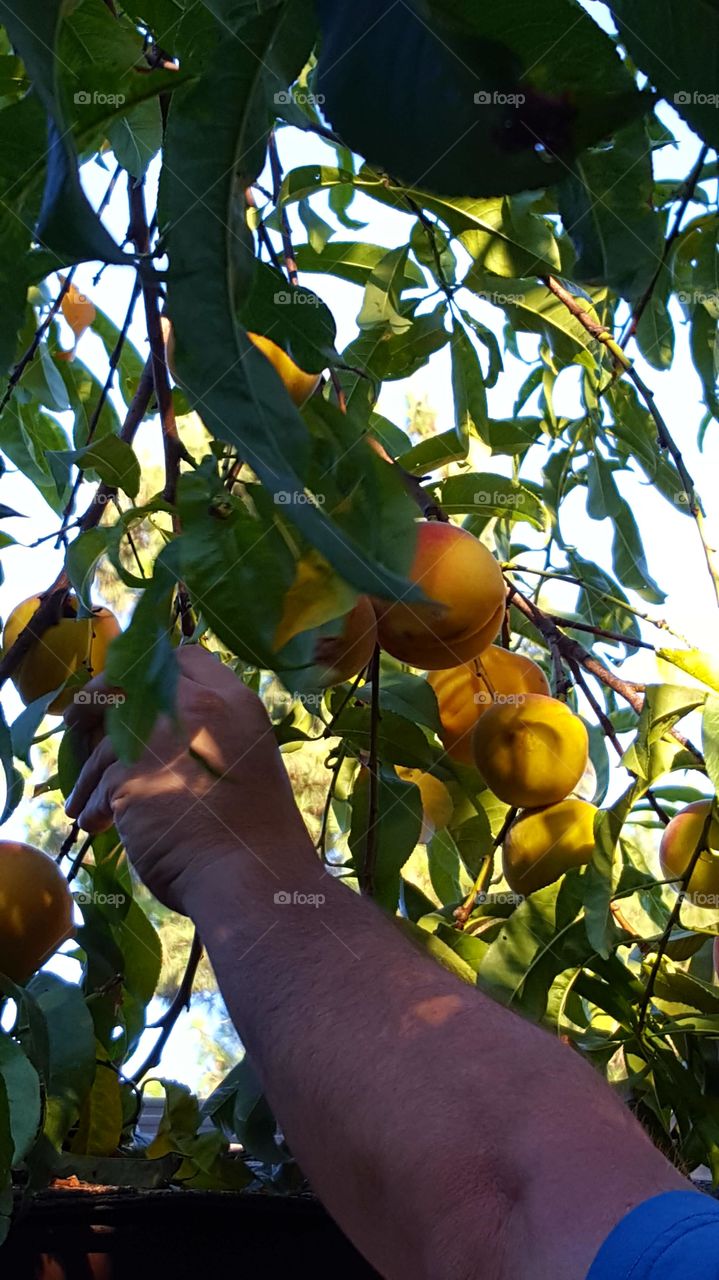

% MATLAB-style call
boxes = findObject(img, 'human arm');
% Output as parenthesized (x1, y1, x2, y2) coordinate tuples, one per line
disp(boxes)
(65, 646, 688, 1280)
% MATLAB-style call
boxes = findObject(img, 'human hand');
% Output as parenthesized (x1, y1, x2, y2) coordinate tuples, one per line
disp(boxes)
(64, 646, 309, 913)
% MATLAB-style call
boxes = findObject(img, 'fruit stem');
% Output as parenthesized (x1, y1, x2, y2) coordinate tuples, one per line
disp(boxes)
(454, 808, 517, 931)
(636, 809, 715, 1034)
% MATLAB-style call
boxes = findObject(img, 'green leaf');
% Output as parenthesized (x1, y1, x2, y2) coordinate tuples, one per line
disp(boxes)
(26, 972, 96, 1148)
(703, 695, 719, 795)
(0, 703, 23, 824)
(343, 306, 450, 388)
(54, 436, 141, 499)
(0, 1032, 41, 1163)
(608, 2, 719, 150)
(238, 260, 337, 371)
(0, 0, 125, 264)
(659, 649, 719, 695)
(161, 17, 421, 603)
(357, 246, 413, 333)
(295, 239, 426, 290)
(351, 670, 442, 735)
(110, 900, 162, 1007)
(349, 766, 423, 912)
(427, 829, 463, 904)
(557, 122, 664, 302)
(410, 218, 456, 284)
(105, 556, 178, 762)
(10, 692, 63, 766)
(431, 472, 546, 529)
(331, 707, 440, 771)
(450, 324, 487, 450)
(297, 197, 334, 253)
(0, 402, 71, 514)
(316, 0, 643, 199)
(65, 527, 115, 611)
(479, 873, 589, 1021)
(107, 96, 163, 179)
(70, 1055, 123, 1157)
(623, 685, 706, 784)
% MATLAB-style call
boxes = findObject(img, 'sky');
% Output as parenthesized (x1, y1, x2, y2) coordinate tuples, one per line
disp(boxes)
(0, 42, 718, 1085)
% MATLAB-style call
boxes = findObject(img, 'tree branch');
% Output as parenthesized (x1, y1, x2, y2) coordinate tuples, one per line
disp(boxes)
(507, 583, 704, 766)
(621, 143, 710, 345)
(131, 930, 204, 1082)
(129, 176, 194, 637)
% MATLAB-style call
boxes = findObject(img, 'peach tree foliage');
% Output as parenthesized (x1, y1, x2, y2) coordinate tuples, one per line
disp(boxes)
(0, 0, 718, 1228)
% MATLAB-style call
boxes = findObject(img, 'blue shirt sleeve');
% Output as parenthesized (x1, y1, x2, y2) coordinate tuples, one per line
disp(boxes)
(587, 1190, 719, 1279)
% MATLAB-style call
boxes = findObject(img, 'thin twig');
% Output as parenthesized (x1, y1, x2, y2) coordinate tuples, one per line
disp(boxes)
(361, 645, 381, 896)
(57, 273, 143, 543)
(0, 163, 123, 416)
(132, 930, 204, 1081)
(543, 614, 654, 651)
(129, 177, 195, 637)
(543, 275, 719, 611)
(245, 185, 284, 274)
(570, 660, 670, 825)
(507, 584, 704, 766)
(268, 132, 298, 285)
(637, 811, 714, 1031)
(454, 808, 517, 930)
(621, 144, 710, 345)
(625, 364, 719, 609)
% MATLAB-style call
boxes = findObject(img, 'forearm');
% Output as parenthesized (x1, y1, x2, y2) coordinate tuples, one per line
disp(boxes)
(185, 839, 685, 1280)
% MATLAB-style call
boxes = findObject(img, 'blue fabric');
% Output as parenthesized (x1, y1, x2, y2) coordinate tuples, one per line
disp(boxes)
(587, 1190, 719, 1278)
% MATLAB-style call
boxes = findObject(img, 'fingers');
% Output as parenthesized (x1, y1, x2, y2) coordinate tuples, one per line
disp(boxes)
(71, 760, 128, 834)
(66, 736, 118, 819)
(63, 673, 116, 735)
(176, 644, 243, 695)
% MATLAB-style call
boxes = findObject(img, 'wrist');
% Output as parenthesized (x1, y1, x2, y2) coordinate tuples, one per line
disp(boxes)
(175, 828, 323, 920)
